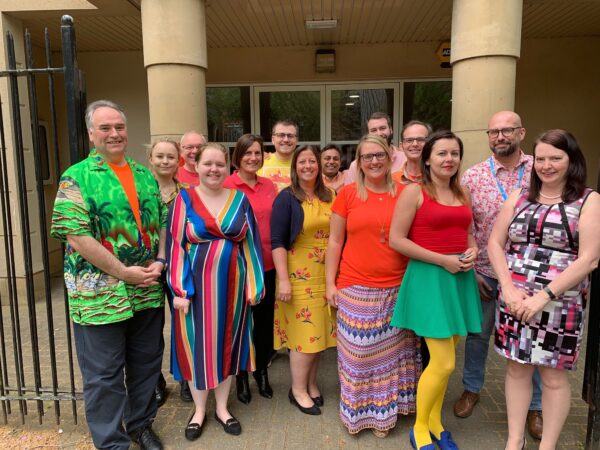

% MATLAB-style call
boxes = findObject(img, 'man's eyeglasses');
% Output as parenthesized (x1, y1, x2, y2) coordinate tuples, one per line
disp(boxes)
(360, 152, 387, 162)
(486, 127, 522, 138)
(273, 133, 297, 140)
(182, 144, 202, 150)
(403, 137, 427, 145)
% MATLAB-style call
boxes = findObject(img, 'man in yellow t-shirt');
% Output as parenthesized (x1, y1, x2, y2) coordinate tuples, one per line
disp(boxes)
(258, 119, 298, 192)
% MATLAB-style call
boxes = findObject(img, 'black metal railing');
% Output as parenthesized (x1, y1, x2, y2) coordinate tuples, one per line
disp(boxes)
(0, 15, 86, 425)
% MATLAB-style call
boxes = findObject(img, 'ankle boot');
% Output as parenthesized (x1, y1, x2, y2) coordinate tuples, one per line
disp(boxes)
(236, 371, 251, 404)
(253, 369, 273, 399)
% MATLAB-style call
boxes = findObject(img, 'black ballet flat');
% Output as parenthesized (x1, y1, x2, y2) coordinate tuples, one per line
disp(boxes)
(184, 411, 204, 441)
(288, 389, 321, 415)
(214, 412, 242, 435)
(311, 394, 324, 407)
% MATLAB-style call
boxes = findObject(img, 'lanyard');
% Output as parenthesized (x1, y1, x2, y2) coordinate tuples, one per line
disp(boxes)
(488, 157, 525, 201)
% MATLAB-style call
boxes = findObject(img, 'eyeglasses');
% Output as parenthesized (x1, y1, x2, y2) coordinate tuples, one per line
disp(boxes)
(486, 127, 522, 138)
(273, 133, 297, 140)
(182, 144, 202, 150)
(403, 137, 426, 145)
(360, 152, 388, 162)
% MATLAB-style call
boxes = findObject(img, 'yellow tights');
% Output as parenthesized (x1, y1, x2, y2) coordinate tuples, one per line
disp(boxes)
(413, 336, 460, 448)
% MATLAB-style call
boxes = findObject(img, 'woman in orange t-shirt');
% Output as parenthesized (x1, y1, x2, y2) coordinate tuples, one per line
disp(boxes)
(325, 135, 422, 438)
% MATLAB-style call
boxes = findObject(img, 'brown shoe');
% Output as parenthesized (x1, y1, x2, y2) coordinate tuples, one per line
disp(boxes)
(372, 429, 389, 438)
(526, 410, 543, 440)
(453, 390, 480, 418)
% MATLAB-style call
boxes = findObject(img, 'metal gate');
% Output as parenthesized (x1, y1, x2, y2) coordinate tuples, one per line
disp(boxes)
(0, 15, 87, 425)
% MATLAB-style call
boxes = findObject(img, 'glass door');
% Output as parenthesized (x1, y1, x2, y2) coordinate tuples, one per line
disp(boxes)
(326, 83, 399, 169)
(253, 85, 325, 152)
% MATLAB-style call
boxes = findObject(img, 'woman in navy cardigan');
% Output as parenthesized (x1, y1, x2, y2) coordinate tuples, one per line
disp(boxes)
(271, 145, 337, 416)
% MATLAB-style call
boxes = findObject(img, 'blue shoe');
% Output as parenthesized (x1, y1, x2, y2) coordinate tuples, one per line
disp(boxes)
(430, 430, 459, 450)
(409, 428, 437, 450)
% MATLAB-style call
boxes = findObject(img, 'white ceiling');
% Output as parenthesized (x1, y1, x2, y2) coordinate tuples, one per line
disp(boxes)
(14, 0, 600, 52)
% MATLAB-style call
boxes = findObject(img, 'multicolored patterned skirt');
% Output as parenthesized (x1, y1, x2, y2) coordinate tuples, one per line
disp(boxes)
(336, 285, 421, 434)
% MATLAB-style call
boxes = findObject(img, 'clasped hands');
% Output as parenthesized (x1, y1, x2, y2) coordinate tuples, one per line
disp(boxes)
(442, 246, 479, 274)
(122, 261, 163, 287)
(503, 284, 549, 322)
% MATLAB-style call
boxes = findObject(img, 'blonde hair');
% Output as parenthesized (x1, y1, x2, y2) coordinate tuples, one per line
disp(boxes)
(354, 134, 397, 201)
(147, 138, 180, 158)
(194, 142, 230, 166)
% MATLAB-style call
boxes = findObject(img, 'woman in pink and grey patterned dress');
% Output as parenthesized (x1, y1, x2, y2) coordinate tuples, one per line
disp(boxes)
(488, 129, 600, 450)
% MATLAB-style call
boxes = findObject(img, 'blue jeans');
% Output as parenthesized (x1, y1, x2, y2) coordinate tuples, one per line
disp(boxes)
(462, 273, 542, 410)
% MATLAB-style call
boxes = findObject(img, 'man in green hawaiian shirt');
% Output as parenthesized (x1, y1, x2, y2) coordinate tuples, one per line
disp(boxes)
(51, 100, 166, 450)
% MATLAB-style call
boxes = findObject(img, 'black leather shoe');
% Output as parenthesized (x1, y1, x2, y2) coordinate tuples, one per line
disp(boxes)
(236, 372, 252, 404)
(155, 373, 167, 408)
(253, 369, 273, 399)
(184, 411, 205, 441)
(180, 381, 193, 403)
(131, 426, 163, 450)
(288, 389, 321, 415)
(311, 395, 324, 407)
(214, 412, 242, 435)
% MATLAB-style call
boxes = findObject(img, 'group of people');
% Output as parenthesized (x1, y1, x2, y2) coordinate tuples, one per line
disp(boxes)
(50, 100, 599, 450)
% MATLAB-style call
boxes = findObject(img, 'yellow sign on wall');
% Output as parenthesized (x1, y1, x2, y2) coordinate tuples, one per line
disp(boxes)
(436, 41, 451, 68)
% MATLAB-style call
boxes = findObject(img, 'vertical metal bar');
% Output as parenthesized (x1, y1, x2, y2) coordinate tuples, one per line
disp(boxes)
(45, 29, 62, 182)
(0, 95, 13, 424)
(61, 15, 83, 166)
(25, 29, 61, 425)
(59, 15, 81, 424)
(4, 31, 28, 425)
(584, 165, 600, 450)
(9, 29, 45, 424)
(46, 28, 74, 425)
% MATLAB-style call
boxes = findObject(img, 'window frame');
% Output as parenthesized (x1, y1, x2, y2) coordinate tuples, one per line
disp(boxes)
(206, 78, 452, 150)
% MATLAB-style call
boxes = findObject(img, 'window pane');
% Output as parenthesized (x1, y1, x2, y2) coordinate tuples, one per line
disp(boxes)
(403, 81, 452, 130)
(207, 87, 251, 142)
(331, 88, 394, 141)
(259, 91, 320, 141)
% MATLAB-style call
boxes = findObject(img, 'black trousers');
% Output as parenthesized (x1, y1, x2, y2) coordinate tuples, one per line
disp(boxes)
(252, 269, 276, 371)
(73, 307, 164, 450)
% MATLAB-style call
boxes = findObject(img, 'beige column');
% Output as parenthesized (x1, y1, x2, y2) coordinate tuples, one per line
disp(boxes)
(450, 0, 523, 170)
(141, 0, 207, 141)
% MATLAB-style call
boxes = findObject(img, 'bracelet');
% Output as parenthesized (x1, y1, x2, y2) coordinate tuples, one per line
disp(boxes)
(155, 257, 167, 265)
(542, 285, 557, 301)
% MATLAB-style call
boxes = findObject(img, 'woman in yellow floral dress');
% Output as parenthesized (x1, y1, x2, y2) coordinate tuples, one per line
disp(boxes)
(271, 145, 337, 416)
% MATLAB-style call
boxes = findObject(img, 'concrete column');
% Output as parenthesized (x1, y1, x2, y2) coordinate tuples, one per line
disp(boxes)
(141, 0, 207, 141)
(450, 0, 523, 170)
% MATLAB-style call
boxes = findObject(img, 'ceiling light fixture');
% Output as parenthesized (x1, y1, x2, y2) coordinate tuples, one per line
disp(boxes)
(305, 19, 338, 30)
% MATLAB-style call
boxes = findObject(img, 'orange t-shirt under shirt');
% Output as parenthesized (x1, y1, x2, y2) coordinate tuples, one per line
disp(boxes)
(332, 183, 407, 289)
(108, 162, 142, 231)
